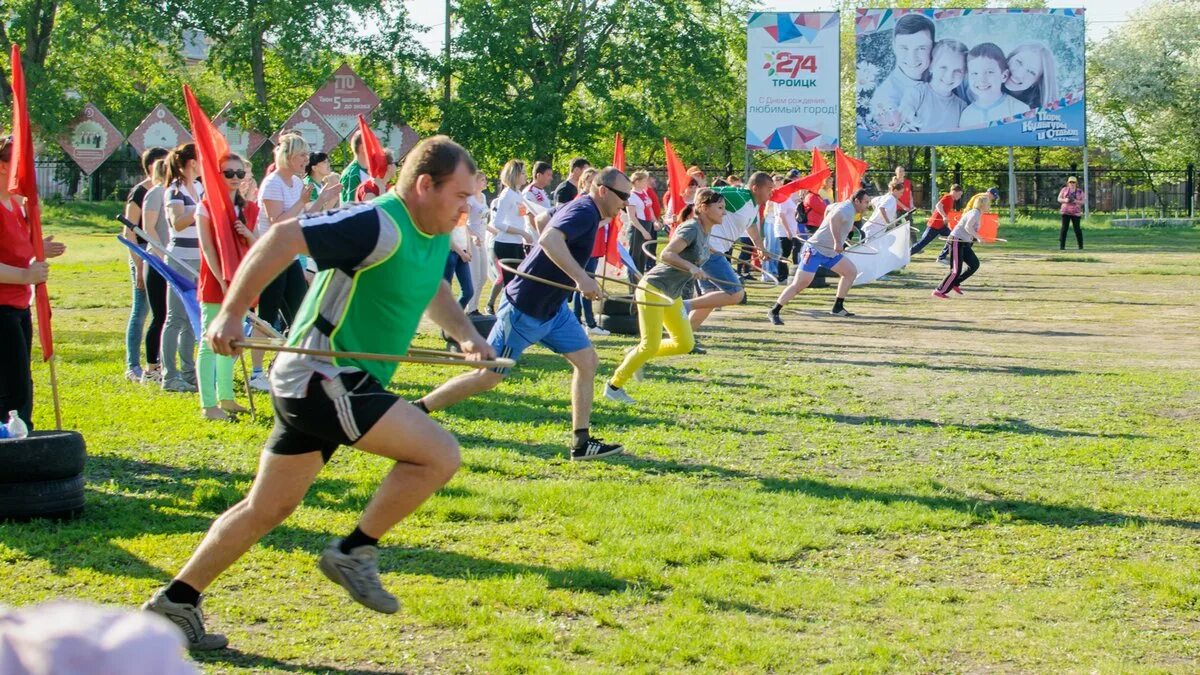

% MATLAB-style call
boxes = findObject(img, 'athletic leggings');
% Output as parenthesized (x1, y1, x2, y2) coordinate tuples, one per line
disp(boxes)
(628, 220, 656, 274)
(937, 240, 979, 293)
(610, 284, 693, 389)
(196, 302, 236, 409)
(1060, 214, 1083, 249)
(777, 237, 797, 280)
(493, 241, 527, 287)
(0, 306, 33, 427)
(258, 260, 307, 333)
(144, 267, 166, 365)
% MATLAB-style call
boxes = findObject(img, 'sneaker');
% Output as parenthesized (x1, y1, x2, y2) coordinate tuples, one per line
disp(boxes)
(951, 286, 964, 295)
(141, 589, 228, 651)
(125, 368, 143, 383)
(603, 383, 636, 405)
(249, 372, 271, 392)
(932, 290, 949, 299)
(768, 311, 784, 326)
(317, 539, 399, 614)
(162, 377, 195, 393)
(182, 372, 198, 388)
(141, 368, 162, 385)
(588, 325, 611, 337)
(937, 257, 950, 267)
(571, 437, 625, 461)
(690, 341, 707, 355)
(830, 307, 855, 317)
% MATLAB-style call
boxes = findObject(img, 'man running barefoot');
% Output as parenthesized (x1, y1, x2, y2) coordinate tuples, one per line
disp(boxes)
(142, 136, 492, 650)
(414, 167, 631, 461)
(686, 172, 774, 335)
(768, 189, 870, 324)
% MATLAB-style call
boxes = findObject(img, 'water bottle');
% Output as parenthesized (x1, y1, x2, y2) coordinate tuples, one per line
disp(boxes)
(0, 410, 28, 440)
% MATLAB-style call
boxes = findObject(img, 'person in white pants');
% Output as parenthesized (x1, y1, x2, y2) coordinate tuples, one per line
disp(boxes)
(464, 171, 490, 314)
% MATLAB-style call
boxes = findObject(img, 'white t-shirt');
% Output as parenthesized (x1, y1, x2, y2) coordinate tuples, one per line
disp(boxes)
(523, 185, 550, 211)
(465, 193, 488, 240)
(256, 171, 306, 235)
(492, 188, 530, 244)
(864, 193, 898, 239)
(958, 94, 1029, 128)
(626, 191, 651, 223)
(773, 195, 800, 238)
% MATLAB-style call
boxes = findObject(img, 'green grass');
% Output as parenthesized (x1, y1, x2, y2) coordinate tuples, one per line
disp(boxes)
(4, 203, 1200, 673)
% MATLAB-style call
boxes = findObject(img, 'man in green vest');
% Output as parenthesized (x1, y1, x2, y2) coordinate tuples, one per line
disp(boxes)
(339, 129, 370, 202)
(142, 136, 490, 651)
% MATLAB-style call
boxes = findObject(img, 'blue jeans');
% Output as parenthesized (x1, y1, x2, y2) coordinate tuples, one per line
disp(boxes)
(572, 256, 600, 327)
(125, 261, 149, 372)
(911, 226, 947, 255)
(443, 251, 474, 309)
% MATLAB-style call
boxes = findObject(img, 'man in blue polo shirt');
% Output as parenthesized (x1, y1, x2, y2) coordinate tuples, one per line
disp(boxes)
(416, 167, 631, 461)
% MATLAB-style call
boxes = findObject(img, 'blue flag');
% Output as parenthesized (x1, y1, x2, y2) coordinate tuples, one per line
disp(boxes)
(118, 236, 203, 339)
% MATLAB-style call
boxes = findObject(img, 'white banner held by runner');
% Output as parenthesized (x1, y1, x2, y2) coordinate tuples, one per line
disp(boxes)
(848, 225, 911, 286)
(745, 12, 841, 151)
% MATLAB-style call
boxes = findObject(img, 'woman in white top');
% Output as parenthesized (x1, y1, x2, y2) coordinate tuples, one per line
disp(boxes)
(772, 172, 802, 282)
(625, 171, 656, 274)
(934, 192, 989, 298)
(464, 171, 490, 314)
(161, 142, 204, 393)
(490, 160, 535, 310)
(863, 178, 903, 241)
(248, 133, 339, 390)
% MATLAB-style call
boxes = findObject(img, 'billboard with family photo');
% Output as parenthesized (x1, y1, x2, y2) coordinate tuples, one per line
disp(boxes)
(855, 8, 1085, 146)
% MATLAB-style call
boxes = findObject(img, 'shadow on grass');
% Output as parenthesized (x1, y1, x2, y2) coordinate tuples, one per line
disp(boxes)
(791, 410, 1146, 440)
(194, 649, 402, 674)
(797, 355, 1087, 378)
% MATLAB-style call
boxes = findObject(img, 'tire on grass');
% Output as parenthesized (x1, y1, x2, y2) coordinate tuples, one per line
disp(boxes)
(443, 314, 498, 353)
(0, 430, 87, 483)
(600, 296, 636, 317)
(599, 313, 639, 336)
(0, 474, 85, 522)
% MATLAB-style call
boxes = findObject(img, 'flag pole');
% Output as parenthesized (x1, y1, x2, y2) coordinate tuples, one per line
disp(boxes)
(239, 353, 256, 416)
(47, 353, 63, 430)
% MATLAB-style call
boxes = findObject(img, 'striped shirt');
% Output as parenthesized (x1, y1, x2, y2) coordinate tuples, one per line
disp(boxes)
(166, 180, 205, 260)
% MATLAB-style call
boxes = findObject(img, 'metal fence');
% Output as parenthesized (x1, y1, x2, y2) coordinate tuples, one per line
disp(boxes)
(35, 157, 143, 202)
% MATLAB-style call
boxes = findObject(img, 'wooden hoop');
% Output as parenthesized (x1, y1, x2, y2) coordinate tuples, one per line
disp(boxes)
(639, 241, 743, 292)
(234, 339, 516, 369)
(495, 259, 673, 307)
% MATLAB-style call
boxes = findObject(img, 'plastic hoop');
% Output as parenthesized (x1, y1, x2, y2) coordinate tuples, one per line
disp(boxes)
(639, 240, 743, 292)
(234, 339, 516, 369)
(495, 259, 673, 308)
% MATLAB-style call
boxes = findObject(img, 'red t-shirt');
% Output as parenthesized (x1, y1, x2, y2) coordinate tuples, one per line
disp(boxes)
(897, 179, 913, 210)
(355, 180, 385, 202)
(928, 194, 956, 230)
(803, 192, 826, 228)
(0, 200, 34, 309)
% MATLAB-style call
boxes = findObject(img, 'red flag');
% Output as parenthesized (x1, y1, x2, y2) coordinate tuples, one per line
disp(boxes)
(663, 137, 688, 222)
(606, 133, 626, 266)
(8, 44, 52, 361)
(834, 147, 869, 201)
(811, 147, 829, 176)
(356, 115, 388, 179)
(183, 86, 250, 287)
(769, 168, 832, 204)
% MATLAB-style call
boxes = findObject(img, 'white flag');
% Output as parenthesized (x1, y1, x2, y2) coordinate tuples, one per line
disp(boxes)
(847, 224, 911, 286)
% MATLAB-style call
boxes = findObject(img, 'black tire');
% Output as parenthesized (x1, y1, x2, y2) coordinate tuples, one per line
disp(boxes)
(0, 430, 87, 483)
(599, 313, 639, 336)
(0, 474, 85, 522)
(600, 296, 636, 317)
(443, 314, 498, 352)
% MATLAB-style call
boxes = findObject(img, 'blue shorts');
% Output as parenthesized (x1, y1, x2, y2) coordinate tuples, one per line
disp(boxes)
(488, 298, 592, 375)
(799, 244, 843, 274)
(697, 253, 742, 294)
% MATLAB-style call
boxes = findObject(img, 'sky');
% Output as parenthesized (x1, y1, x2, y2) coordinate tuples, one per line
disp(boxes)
(402, 0, 1160, 54)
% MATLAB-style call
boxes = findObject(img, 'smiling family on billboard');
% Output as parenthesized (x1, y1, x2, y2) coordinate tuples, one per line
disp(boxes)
(855, 8, 1085, 146)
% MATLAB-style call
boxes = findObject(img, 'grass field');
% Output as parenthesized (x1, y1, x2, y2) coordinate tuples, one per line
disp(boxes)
(3, 202, 1199, 673)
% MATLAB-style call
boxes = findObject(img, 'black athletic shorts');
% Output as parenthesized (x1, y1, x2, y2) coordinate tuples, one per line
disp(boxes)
(266, 370, 398, 462)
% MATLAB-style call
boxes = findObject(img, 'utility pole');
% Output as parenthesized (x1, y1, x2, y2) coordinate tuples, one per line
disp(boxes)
(443, 0, 452, 105)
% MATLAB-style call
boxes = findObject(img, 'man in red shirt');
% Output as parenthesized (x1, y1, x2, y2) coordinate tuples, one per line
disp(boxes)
(894, 165, 914, 224)
(911, 183, 962, 255)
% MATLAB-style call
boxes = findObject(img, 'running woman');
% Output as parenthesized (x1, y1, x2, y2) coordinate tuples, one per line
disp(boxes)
(687, 171, 774, 333)
(767, 189, 870, 324)
(912, 183, 961, 255)
(142, 136, 492, 650)
(414, 167, 632, 461)
(933, 191, 990, 298)
(862, 178, 903, 241)
(603, 189, 724, 403)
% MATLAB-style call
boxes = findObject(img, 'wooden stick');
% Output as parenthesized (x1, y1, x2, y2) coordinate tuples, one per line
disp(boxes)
(495, 259, 673, 307)
(233, 339, 517, 369)
(239, 352, 256, 416)
(639, 240, 743, 291)
(47, 354, 63, 431)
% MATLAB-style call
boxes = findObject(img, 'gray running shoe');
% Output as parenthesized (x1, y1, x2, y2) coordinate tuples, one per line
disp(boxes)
(162, 377, 196, 393)
(141, 589, 228, 651)
(318, 539, 399, 614)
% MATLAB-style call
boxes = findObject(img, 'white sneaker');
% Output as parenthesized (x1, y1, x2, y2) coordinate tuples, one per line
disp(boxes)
(140, 368, 162, 385)
(588, 325, 611, 336)
(603, 383, 636, 404)
(249, 372, 271, 392)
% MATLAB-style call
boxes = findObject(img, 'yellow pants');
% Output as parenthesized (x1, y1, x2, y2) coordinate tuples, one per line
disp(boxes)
(610, 284, 694, 388)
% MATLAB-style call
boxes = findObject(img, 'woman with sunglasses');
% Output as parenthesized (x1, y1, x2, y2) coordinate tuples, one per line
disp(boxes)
(0, 136, 66, 428)
(604, 189, 722, 403)
(195, 154, 257, 420)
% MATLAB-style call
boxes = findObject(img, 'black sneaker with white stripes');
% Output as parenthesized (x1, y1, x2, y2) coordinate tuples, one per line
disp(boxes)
(571, 437, 624, 461)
